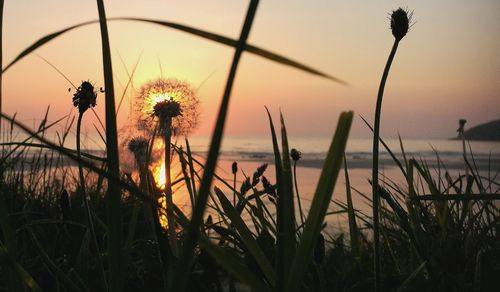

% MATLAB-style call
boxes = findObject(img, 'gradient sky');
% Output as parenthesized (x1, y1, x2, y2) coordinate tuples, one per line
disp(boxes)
(2, 0, 499, 140)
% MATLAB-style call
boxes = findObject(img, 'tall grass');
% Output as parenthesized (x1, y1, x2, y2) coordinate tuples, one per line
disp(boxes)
(95, 1, 122, 292)
(171, 1, 260, 290)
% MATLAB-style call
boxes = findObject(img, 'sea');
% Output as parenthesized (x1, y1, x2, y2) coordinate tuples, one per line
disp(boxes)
(12, 133, 500, 231)
(176, 136, 500, 231)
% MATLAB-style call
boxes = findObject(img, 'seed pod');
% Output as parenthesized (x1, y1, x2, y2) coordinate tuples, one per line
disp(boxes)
(390, 8, 411, 41)
(291, 148, 301, 162)
(72, 81, 97, 113)
(232, 161, 238, 174)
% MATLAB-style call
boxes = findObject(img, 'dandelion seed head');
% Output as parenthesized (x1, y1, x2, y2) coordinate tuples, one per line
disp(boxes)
(135, 78, 200, 137)
(128, 136, 149, 163)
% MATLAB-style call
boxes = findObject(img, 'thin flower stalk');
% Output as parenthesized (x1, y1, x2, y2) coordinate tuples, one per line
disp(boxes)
(457, 119, 469, 177)
(73, 81, 107, 290)
(291, 148, 305, 229)
(372, 8, 411, 292)
(153, 99, 183, 257)
(232, 161, 238, 206)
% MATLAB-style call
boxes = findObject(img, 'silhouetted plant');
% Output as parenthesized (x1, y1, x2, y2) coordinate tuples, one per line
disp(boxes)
(138, 78, 200, 258)
(371, 7, 412, 292)
(457, 119, 469, 176)
(232, 161, 238, 205)
(291, 148, 305, 228)
(72, 80, 107, 289)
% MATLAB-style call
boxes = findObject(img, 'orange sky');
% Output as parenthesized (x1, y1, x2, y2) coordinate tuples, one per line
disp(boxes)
(2, 0, 499, 141)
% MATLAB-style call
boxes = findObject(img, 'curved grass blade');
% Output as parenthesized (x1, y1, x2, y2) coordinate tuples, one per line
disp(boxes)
(2, 18, 346, 85)
(0, 244, 43, 292)
(96, 2, 122, 291)
(264, 106, 285, 290)
(198, 237, 272, 292)
(171, 1, 260, 291)
(395, 261, 427, 292)
(279, 112, 296, 276)
(343, 154, 360, 255)
(214, 186, 276, 286)
(27, 229, 81, 292)
(286, 111, 353, 292)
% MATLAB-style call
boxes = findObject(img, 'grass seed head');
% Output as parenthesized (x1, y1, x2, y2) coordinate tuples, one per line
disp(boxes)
(135, 78, 200, 137)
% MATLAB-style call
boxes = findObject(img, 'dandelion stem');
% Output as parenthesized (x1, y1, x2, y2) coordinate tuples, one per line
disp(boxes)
(76, 112, 108, 291)
(163, 117, 178, 256)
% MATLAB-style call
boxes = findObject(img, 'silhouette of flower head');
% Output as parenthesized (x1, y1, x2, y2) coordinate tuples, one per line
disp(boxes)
(291, 148, 302, 162)
(72, 81, 97, 113)
(232, 161, 238, 174)
(152, 99, 182, 123)
(128, 136, 148, 162)
(390, 8, 412, 41)
(457, 119, 467, 133)
(135, 78, 200, 137)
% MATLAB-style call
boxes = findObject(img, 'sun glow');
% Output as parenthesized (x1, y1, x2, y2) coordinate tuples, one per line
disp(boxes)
(145, 93, 173, 115)
(154, 159, 167, 190)
(152, 159, 168, 228)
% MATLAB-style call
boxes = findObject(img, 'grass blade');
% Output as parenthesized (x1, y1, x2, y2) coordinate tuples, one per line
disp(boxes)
(2, 18, 345, 84)
(0, 244, 42, 292)
(170, 1, 260, 291)
(343, 154, 360, 255)
(27, 229, 81, 292)
(198, 237, 272, 292)
(286, 111, 353, 292)
(264, 107, 286, 290)
(214, 186, 276, 286)
(279, 112, 296, 277)
(95, 2, 122, 291)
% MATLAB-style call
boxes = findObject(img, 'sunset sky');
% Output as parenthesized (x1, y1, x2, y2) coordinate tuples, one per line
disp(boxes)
(2, 0, 499, 141)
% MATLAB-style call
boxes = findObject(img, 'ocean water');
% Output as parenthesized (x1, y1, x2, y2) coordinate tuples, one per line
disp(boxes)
(10, 132, 500, 231)
(186, 136, 500, 170)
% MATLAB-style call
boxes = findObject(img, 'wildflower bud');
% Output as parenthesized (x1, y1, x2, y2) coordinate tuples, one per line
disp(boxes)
(72, 81, 97, 113)
(232, 161, 238, 174)
(390, 8, 411, 41)
(291, 148, 301, 162)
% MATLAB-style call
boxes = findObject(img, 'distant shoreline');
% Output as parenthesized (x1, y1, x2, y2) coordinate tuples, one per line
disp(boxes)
(221, 156, 500, 171)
